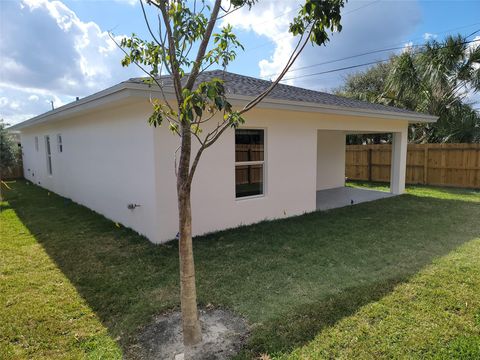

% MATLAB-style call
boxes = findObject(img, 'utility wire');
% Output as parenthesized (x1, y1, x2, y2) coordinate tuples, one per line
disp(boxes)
(278, 37, 480, 82)
(260, 26, 480, 79)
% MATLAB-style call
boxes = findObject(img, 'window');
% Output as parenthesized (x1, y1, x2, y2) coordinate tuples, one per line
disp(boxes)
(57, 134, 63, 153)
(235, 129, 265, 198)
(45, 135, 52, 175)
(35, 136, 39, 151)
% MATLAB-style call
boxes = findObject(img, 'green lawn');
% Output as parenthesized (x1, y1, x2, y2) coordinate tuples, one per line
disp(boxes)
(1, 180, 479, 359)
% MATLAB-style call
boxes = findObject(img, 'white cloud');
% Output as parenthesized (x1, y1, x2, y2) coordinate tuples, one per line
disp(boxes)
(225, 0, 421, 91)
(402, 41, 414, 53)
(423, 32, 437, 41)
(222, 0, 301, 84)
(0, 97, 21, 110)
(0, 85, 68, 124)
(9, 101, 21, 110)
(0, 0, 140, 124)
(114, 0, 138, 5)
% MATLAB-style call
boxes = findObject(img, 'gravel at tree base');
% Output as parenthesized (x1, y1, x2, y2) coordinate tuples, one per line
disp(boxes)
(129, 308, 250, 360)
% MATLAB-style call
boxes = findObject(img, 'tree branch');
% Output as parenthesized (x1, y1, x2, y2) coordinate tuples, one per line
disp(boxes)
(152, 0, 184, 103)
(239, 24, 315, 114)
(184, 0, 222, 91)
(109, 32, 175, 114)
(140, 0, 162, 48)
(217, 3, 244, 20)
(187, 25, 317, 183)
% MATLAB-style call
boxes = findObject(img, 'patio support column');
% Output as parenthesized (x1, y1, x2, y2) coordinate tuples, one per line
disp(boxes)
(390, 130, 408, 194)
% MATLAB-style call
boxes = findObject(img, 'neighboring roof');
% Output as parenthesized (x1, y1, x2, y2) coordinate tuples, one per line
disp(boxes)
(10, 70, 437, 130)
(129, 70, 427, 118)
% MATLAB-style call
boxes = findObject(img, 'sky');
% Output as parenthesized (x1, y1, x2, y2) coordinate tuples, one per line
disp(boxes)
(1, 0, 479, 125)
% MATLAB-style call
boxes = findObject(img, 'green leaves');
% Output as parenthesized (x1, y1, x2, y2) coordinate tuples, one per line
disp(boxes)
(225, 111, 245, 128)
(181, 78, 233, 123)
(290, 0, 345, 46)
(0, 120, 19, 173)
(387, 34, 480, 118)
(148, 99, 173, 128)
(120, 34, 163, 78)
(229, 0, 258, 8)
(118, 0, 347, 142)
(339, 31, 480, 144)
(201, 24, 244, 69)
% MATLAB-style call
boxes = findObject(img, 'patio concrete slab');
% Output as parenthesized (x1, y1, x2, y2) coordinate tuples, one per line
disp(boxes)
(316, 187, 395, 211)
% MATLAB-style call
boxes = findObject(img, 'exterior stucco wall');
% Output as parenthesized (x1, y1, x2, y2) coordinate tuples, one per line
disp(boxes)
(20, 102, 160, 242)
(19, 99, 410, 244)
(153, 106, 409, 242)
(316, 130, 346, 190)
(153, 109, 319, 242)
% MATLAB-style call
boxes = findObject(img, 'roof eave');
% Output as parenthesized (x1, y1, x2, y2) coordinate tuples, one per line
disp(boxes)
(124, 83, 437, 123)
(226, 94, 438, 123)
(9, 82, 437, 130)
(8, 82, 129, 131)
(124, 82, 437, 123)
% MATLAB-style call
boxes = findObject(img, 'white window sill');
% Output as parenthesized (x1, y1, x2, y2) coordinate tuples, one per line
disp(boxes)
(235, 193, 265, 201)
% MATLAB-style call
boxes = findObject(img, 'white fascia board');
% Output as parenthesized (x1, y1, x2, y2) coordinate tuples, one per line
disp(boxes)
(230, 95, 437, 123)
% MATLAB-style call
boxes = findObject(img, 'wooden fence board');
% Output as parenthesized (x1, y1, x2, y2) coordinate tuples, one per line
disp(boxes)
(1, 154, 23, 180)
(346, 143, 480, 189)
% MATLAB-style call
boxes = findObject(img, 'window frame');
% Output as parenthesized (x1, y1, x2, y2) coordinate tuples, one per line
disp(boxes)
(45, 135, 53, 176)
(234, 127, 267, 200)
(57, 134, 63, 153)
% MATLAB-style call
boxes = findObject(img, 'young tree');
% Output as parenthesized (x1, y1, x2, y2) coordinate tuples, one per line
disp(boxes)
(117, 0, 345, 346)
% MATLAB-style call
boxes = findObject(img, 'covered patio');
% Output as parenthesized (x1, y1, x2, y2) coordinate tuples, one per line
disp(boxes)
(316, 186, 394, 211)
(315, 127, 407, 211)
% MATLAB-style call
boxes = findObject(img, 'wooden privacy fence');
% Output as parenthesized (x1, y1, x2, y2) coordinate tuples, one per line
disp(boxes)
(346, 143, 480, 189)
(1, 157, 23, 180)
(235, 144, 264, 185)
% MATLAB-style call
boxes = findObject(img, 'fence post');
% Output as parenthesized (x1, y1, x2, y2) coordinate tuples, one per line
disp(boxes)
(475, 146, 480, 188)
(440, 144, 447, 186)
(367, 148, 372, 182)
(423, 144, 429, 185)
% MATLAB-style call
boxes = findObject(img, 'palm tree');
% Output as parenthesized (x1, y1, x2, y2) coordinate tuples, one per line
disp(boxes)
(386, 34, 480, 143)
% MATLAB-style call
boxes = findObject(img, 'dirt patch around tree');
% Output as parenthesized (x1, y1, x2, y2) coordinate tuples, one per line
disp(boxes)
(129, 308, 250, 360)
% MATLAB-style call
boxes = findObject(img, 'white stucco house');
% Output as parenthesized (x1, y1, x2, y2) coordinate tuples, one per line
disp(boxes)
(11, 70, 436, 243)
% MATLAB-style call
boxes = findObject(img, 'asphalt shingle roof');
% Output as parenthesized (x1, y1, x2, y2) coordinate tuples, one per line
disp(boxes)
(128, 70, 425, 117)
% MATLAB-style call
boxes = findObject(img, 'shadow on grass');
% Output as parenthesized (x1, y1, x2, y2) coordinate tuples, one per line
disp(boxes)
(3, 180, 480, 359)
(236, 277, 405, 359)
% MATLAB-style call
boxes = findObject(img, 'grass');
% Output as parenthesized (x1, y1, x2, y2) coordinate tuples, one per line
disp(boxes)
(0, 185, 121, 359)
(283, 237, 480, 359)
(1, 180, 479, 359)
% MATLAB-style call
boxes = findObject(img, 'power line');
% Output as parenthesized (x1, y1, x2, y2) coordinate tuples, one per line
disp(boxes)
(280, 59, 391, 81)
(278, 37, 480, 82)
(260, 25, 480, 79)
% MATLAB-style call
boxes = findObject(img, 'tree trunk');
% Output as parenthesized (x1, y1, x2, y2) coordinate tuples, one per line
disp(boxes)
(177, 125, 202, 346)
